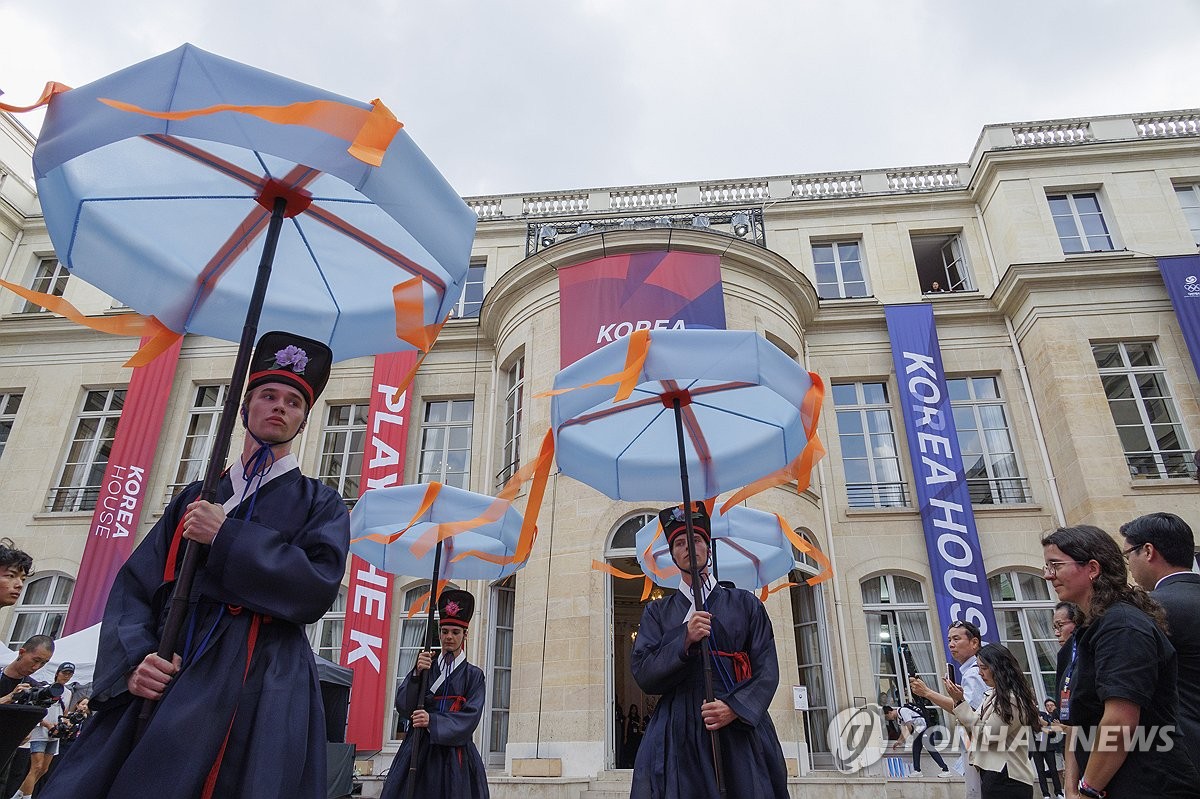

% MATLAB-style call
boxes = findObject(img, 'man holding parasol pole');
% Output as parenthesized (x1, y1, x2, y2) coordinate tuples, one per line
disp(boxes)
(630, 503, 789, 799)
(41, 332, 350, 799)
(382, 589, 489, 799)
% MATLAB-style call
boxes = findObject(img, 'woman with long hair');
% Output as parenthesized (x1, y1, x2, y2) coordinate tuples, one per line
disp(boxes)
(1042, 524, 1198, 797)
(915, 643, 1037, 798)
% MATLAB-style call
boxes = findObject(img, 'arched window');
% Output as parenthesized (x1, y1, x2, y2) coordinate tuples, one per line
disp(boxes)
(7, 574, 74, 648)
(789, 529, 833, 765)
(306, 587, 346, 663)
(988, 570, 1057, 702)
(610, 513, 654, 553)
(860, 574, 937, 712)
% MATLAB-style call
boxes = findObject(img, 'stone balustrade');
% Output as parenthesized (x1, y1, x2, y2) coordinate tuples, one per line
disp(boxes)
(1136, 114, 1200, 138)
(461, 110, 1200, 220)
(1013, 122, 1093, 146)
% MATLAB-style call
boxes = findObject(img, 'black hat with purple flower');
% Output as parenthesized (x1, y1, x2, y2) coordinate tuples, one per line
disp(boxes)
(437, 589, 475, 629)
(245, 331, 332, 409)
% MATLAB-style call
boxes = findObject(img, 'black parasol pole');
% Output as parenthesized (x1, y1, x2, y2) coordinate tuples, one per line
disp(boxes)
(671, 397, 726, 797)
(401, 537, 444, 799)
(711, 538, 720, 583)
(136, 196, 289, 737)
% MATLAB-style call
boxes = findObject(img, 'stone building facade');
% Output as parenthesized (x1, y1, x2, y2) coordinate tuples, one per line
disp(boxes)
(2, 107, 1199, 796)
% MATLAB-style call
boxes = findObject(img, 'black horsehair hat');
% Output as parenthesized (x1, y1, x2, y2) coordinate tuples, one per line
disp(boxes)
(244, 331, 333, 408)
(438, 589, 475, 629)
(659, 502, 711, 546)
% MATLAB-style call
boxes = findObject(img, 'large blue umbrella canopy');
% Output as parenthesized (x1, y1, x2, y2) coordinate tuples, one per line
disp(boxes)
(549, 328, 824, 501)
(349, 482, 526, 583)
(31, 43, 476, 361)
(635, 505, 797, 591)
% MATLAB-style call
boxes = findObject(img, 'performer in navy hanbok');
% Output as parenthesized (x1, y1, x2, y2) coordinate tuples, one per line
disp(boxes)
(382, 589, 490, 799)
(631, 505, 788, 799)
(42, 332, 349, 799)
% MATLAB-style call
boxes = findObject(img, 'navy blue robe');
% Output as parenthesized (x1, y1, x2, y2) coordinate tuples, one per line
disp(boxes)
(631, 584, 788, 799)
(381, 657, 489, 799)
(42, 468, 349, 799)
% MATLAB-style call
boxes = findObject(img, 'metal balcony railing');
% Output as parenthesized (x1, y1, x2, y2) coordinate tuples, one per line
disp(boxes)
(846, 482, 910, 509)
(526, 208, 765, 255)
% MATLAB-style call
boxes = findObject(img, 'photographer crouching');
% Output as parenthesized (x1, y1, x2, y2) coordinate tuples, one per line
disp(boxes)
(0, 636, 55, 796)
(10, 662, 74, 799)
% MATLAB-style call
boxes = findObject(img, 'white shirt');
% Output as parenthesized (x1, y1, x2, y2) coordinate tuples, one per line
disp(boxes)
(959, 654, 987, 710)
(898, 705, 927, 733)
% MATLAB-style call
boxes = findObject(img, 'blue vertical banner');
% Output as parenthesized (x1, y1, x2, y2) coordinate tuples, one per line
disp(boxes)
(884, 304, 999, 653)
(1158, 254, 1200, 383)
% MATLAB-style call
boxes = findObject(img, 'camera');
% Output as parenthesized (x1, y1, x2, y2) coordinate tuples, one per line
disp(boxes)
(11, 682, 63, 708)
(49, 708, 85, 740)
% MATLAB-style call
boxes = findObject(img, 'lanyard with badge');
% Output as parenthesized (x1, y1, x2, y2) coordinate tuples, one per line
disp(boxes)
(1059, 638, 1077, 722)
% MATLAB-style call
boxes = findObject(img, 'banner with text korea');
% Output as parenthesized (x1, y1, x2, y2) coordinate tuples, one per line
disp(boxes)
(884, 304, 998, 657)
(64, 335, 184, 635)
(558, 251, 726, 367)
(340, 350, 417, 751)
(1158, 254, 1200, 383)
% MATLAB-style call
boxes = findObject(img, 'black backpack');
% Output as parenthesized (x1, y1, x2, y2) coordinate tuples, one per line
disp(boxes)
(905, 701, 940, 727)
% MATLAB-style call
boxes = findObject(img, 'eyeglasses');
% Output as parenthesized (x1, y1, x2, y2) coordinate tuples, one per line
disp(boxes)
(1042, 560, 1087, 576)
(1051, 621, 1074, 632)
(1121, 543, 1146, 561)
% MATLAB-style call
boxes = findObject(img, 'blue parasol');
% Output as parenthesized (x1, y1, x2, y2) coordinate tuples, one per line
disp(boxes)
(5, 45, 476, 733)
(636, 505, 803, 591)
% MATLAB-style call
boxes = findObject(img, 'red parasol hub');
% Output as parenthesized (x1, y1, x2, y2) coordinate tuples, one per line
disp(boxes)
(255, 179, 313, 217)
(659, 387, 693, 408)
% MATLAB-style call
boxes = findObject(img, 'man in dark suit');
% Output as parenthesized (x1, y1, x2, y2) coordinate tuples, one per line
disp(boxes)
(1120, 512, 1200, 773)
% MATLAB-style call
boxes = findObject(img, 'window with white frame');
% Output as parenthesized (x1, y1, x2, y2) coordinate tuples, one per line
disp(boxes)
(911, 233, 972, 293)
(813, 241, 869, 299)
(1092, 341, 1193, 479)
(21, 258, 69, 313)
(790, 531, 833, 762)
(860, 575, 940, 718)
(486, 575, 515, 766)
(419, 399, 473, 489)
(0, 392, 22, 461)
(7, 574, 74, 648)
(47, 388, 126, 512)
(948, 376, 1031, 504)
(306, 588, 346, 663)
(832, 382, 906, 508)
(1175, 184, 1200, 246)
(319, 402, 369, 503)
(452, 260, 486, 319)
(168, 384, 228, 499)
(988, 570, 1057, 703)
(1047, 192, 1115, 253)
(497, 357, 524, 487)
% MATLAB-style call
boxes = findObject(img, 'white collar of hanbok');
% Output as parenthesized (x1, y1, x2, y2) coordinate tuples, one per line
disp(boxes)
(678, 573, 716, 624)
(429, 649, 467, 693)
(224, 452, 298, 513)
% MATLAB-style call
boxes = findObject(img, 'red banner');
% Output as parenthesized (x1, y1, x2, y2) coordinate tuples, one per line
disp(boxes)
(340, 351, 417, 751)
(63, 335, 184, 635)
(558, 251, 726, 367)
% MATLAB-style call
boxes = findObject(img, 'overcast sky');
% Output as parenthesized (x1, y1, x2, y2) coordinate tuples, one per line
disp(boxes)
(2, 1, 1198, 198)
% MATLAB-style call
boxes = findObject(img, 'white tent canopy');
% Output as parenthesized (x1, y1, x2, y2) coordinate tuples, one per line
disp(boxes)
(0, 623, 100, 685)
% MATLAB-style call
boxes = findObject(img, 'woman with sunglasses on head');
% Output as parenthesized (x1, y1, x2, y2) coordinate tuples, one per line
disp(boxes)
(1042, 525, 1198, 798)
